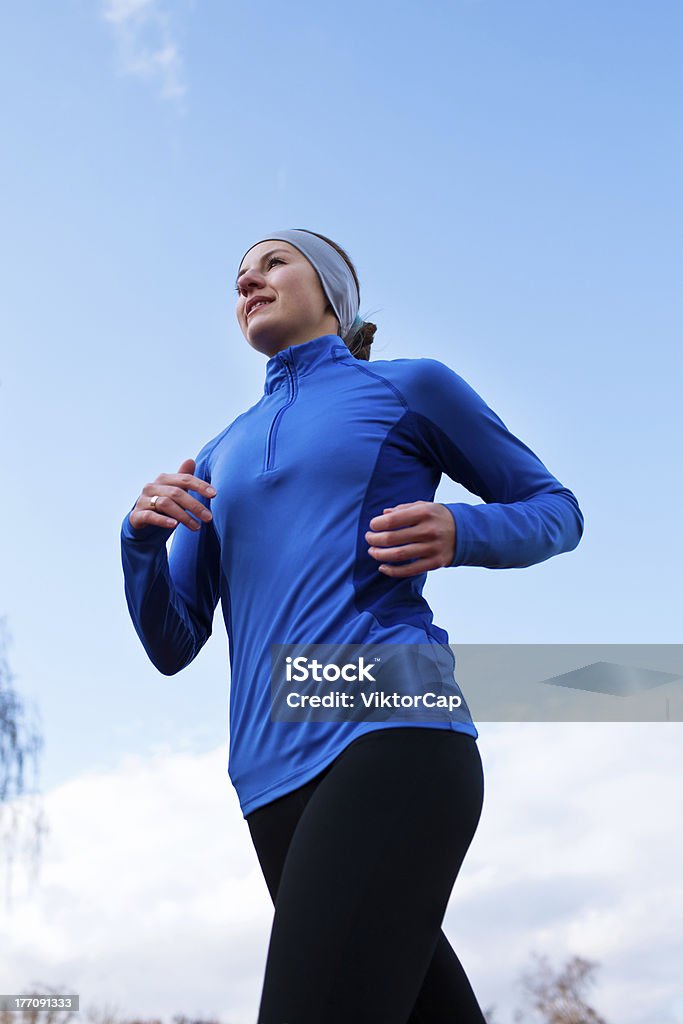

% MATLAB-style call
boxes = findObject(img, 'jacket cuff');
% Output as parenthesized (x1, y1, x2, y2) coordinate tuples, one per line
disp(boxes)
(120, 502, 171, 546)
(441, 502, 476, 567)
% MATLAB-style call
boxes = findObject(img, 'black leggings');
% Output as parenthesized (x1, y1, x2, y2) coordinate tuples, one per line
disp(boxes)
(246, 726, 487, 1023)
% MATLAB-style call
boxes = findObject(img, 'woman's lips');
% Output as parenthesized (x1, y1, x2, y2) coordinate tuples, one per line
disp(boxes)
(247, 300, 274, 318)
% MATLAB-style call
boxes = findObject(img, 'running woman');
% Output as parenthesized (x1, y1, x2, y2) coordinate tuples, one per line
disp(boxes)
(120, 228, 584, 1023)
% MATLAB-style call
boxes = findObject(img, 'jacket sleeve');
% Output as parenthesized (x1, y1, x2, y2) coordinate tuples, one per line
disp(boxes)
(401, 358, 584, 569)
(119, 444, 221, 674)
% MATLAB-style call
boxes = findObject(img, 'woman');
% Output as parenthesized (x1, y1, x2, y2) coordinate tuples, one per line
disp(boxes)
(120, 228, 584, 1023)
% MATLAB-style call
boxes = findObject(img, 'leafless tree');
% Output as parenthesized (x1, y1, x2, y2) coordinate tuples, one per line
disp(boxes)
(172, 1017, 227, 1024)
(0, 982, 78, 1024)
(0, 614, 49, 911)
(513, 951, 609, 1024)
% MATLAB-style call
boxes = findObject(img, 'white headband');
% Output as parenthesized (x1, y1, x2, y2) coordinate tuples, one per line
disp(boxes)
(238, 229, 363, 342)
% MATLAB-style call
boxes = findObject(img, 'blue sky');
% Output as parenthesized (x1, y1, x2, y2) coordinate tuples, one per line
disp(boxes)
(1, 2, 681, 1022)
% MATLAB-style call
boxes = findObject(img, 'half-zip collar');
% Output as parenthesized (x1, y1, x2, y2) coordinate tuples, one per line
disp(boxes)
(263, 334, 354, 395)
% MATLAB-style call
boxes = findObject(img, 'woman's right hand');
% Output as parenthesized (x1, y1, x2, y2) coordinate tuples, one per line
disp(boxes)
(128, 458, 217, 533)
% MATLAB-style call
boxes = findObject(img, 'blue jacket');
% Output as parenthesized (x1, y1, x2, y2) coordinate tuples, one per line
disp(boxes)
(120, 333, 583, 817)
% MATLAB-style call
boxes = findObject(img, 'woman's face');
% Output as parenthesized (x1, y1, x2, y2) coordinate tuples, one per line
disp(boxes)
(235, 240, 339, 357)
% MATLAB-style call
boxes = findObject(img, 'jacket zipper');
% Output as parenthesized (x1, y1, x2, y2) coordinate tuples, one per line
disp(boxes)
(264, 353, 296, 471)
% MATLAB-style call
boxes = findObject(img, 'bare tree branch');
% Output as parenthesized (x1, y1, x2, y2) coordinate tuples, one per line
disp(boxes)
(0, 615, 49, 912)
(516, 951, 610, 1024)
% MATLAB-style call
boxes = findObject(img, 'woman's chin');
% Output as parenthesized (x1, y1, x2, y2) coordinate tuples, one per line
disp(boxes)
(246, 329, 285, 358)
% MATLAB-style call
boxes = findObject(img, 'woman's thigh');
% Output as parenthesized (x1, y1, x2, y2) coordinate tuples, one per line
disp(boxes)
(247, 727, 484, 1024)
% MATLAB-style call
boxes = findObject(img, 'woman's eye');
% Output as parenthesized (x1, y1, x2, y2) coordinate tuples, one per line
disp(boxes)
(235, 256, 284, 294)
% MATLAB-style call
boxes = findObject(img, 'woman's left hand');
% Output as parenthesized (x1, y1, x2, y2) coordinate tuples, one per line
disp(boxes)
(365, 501, 456, 577)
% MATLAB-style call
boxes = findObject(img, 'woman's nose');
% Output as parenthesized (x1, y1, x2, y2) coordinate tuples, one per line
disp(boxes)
(238, 273, 265, 298)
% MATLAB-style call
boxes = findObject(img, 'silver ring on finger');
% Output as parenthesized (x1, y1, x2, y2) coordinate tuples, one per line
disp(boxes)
(149, 494, 161, 510)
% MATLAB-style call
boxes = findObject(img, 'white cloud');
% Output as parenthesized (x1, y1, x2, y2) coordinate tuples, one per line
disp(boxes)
(102, 0, 186, 102)
(0, 725, 681, 1024)
(0, 747, 269, 1023)
(447, 722, 683, 1023)
(103, 0, 156, 23)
